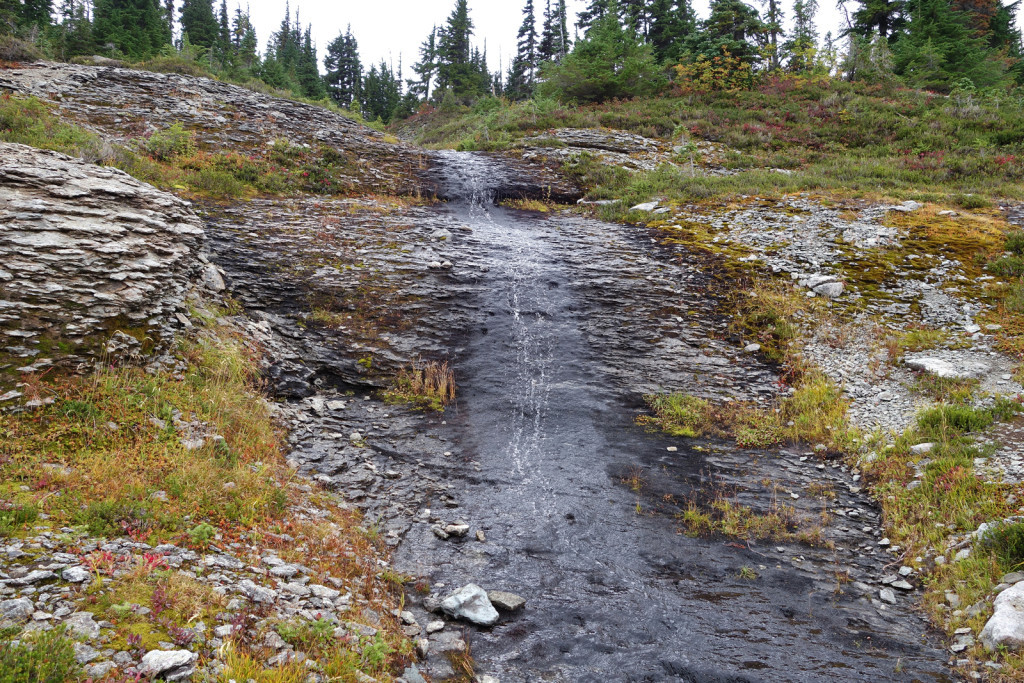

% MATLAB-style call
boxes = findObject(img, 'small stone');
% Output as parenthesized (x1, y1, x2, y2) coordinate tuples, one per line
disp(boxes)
(1003, 572, 1024, 585)
(139, 650, 197, 681)
(426, 620, 445, 634)
(440, 584, 499, 626)
(878, 538, 891, 547)
(487, 591, 526, 612)
(891, 580, 914, 591)
(910, 443, 935, 455)
(61, 566, 91, 583)
(475, 530, 486, 542)
(743, 343, 761, 353)
(879, 588, 897, 604)
(955, 548, 971, 562)
(0, 598, 34, 622)
(73, 642, 100, 665)
(64, 612, 100, 639)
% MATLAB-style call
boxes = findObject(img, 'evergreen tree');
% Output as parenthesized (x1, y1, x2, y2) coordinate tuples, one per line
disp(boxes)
(576, 0, 607, 32)
(361, 59, 402, 122)
(988, 0, 1023, 80)
(761, 0, 785, 68)
(18, 0, 52, 28)
(785, 0, 819, 70)
(686, 0, 765, 62)
(410, 27, 437, 99)
(538, 0, 569, 61)
(507, 0, 538, 98)
(54, 0, 95, 58)
(894, 0, 1008, 88)
(296, 24, 325, 99)
(164, 0, 174, 41)
(231, 6, 259, 72)
(214, 0, 230, 67)
(180, 0, 218, 49)
(93, 0, 168, 57)
(850, 0, 908, 40)
(325, 25, 362, 108)
(648, 0, 697, 62)
(539, 0, 666, 102)
(435, 0, 487, 97)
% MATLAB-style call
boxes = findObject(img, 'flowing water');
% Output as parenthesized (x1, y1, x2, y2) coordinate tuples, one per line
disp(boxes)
(208, 151, 953, 682)
(393, 152, 952, 682)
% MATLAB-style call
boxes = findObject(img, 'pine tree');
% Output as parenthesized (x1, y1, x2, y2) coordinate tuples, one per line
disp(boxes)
(576, 0, 607, 32)
(850, 0, 908, 41)
(19, 0, 53, 28)
(686, 0, 766, 62)
(785, 0, 819, 70)
(54, 0, 96, 58)
(648, 0, 697, 62)
(539, 0, 666, 102)
(231, 6, 259, 72)
(325, 25, 362, 108)
(894, 0, 1008, 88)
(539, 0, 554, 60)
(410, 27, 437, 99)
(296, 24, 325, 99)
(436, 0, 487, 97)
(507, 0, 538, 98)
(180, 0, 218, 49)
(361, 59, 402, 122)
(762, 0, 785, 68)
(164, 0, 174, 41)
(213, 0, 231, 69)
(93, 0, 169, 58)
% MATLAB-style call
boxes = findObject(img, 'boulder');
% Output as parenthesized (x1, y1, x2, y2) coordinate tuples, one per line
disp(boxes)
(981, 582, 1024, 651)
(904, 356, 989, 380)
(0, 142, 205, 373)
(440, 584, 499, 626)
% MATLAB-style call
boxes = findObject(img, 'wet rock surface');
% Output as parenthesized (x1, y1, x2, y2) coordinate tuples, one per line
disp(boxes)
(209, 151, 952, 680)
(0, 142, 206, 383)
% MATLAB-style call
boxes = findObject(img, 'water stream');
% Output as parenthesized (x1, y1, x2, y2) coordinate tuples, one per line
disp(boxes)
(393, 152, 951, 682)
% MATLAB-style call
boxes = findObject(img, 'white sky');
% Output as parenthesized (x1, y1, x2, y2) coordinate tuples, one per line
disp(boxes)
(238, 0, 1022, 77)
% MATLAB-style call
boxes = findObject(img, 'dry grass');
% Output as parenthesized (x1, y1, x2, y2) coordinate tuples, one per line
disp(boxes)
(384, 359, 456, 411)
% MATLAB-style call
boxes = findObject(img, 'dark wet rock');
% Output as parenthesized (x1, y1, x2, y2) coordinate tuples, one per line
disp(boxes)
(440, 584, 498, 626)
(0, 143, 204, 380)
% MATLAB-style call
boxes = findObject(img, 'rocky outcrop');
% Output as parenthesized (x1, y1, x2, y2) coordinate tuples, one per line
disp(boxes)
(0, 142, 205, 377)
(0, 62, 421, 195)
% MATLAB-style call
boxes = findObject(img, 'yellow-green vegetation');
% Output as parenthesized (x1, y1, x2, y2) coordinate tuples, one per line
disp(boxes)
(0, 318, 416, 680)
(383, 359, 456, 411)
(0, 94, 365, 199)
(398, 78, 1024, 206)
(860, 401, 1024, 676)
(0, 626, 81, 682)
(499, 198, 554, 212)
(0, 329, 285, 540)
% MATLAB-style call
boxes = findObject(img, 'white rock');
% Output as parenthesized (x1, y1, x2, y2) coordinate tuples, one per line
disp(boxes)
(910, 443, 935, 455)
(140, 650, 197, 681)
(813, 281, 845, 299)
(743, 343, 761, 353)
(440, 584, 499, 626)
(904, 357, 989, 380)
(981, 583, 1024, 651)
(630, 201, 660, 212)
(0, 598, 34, 622)
(880, 588, 897, 604)
(64, 612, 100, 639)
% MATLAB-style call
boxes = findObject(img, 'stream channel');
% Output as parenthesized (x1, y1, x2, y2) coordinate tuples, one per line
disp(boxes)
(210, 151, 954, 682)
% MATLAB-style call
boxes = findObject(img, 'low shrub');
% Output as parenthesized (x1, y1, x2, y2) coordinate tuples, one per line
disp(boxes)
(145, 122, 195, 161)
(0, 627, 80, 683)
(0, 35, 42, 63)
(979, 522, 1024, 571)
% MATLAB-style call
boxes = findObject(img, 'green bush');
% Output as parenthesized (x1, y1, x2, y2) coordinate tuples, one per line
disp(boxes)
(1006, 231, 1024, 255)
(0, 505, 37, 537)
(0, 35, 42, 63)
(145, 122, 195, 161)
(918, 404, 994, 435)
(0, 628, 81, 683)
(186, 167, 246, 197)
(987, 255, 1024, 278)
(979, 522, 1024, 571)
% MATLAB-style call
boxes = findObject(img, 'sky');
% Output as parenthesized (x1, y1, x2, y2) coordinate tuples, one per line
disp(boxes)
(240, 0, 1022, 76)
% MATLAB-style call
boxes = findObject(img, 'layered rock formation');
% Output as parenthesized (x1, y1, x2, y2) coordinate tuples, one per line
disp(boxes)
(0, 142, 205, 378)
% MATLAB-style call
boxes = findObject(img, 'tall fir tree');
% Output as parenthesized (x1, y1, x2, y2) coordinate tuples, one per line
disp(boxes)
(894, 0, 1008, 88)
(761, 0, 785, 68)
(410, 27, 437, 99)
(436, 0, 488, 97)
(648, 0, 696, 61)
(850, 0, 908, 40)
(231, 6, 259, 71)
(325, 25, 362, 108)
(686, 0, 766, 62)
(507, 0, 538, 98)
(180, 0, 218, 49)
(93, 0, 168, 57)
(296, 24, 325, 99)
(785, 0, 819, 70)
